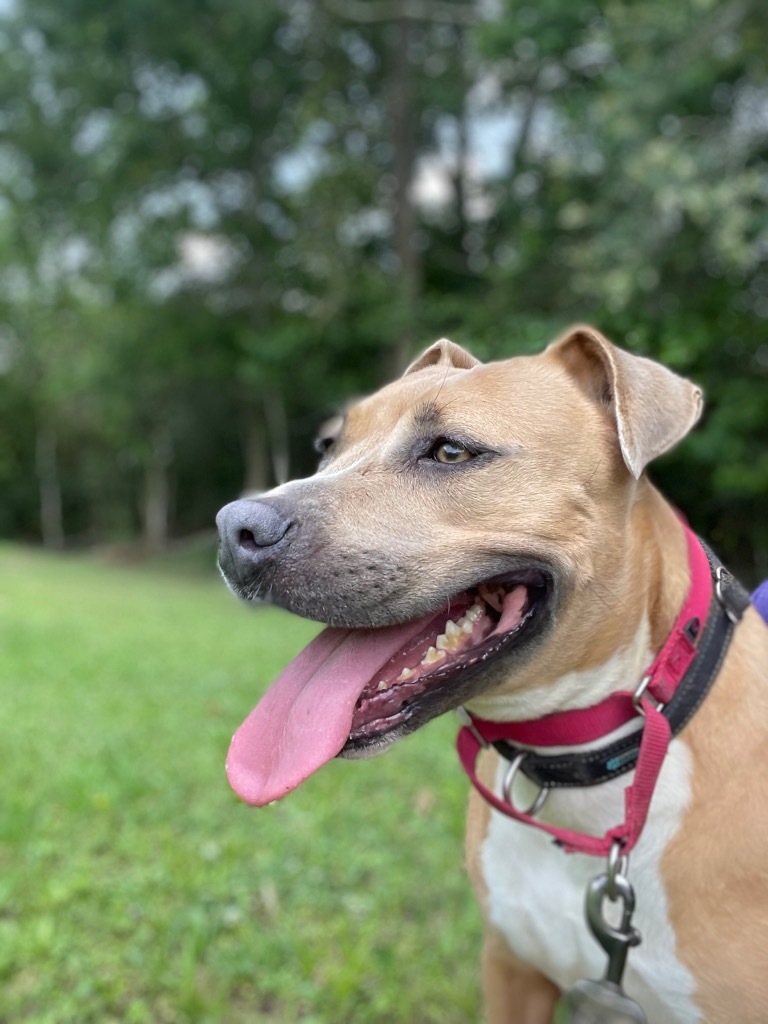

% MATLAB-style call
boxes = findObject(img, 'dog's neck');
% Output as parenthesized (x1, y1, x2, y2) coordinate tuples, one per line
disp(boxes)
(465, 482, 690, 724)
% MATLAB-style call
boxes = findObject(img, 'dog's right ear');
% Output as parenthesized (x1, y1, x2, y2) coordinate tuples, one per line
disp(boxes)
(549, 325, 703, 479)
(404, 338, 480, 376)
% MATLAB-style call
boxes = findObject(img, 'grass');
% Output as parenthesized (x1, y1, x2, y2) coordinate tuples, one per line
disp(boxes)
(0, 545, 482, 1023)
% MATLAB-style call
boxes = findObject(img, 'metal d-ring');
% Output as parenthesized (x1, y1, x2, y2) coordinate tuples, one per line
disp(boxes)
(607, 839, 629, 900)
(632, 673, 664, 715)
(501, 752, 549, 816)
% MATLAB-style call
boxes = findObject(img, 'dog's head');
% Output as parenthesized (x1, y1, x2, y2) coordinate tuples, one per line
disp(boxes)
(217, 327, 702, 805)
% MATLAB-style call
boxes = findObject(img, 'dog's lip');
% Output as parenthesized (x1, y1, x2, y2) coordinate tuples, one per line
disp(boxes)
(342, 568, 552, 748)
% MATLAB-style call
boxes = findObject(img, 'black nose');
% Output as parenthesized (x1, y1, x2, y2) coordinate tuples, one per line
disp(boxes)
(216, 499, 293, 564)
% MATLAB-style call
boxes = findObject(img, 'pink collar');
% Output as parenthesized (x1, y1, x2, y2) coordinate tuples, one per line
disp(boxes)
(457, 523, 718, 857)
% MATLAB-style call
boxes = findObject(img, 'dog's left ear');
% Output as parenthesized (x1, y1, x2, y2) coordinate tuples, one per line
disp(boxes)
(405, 338, 480, 375)
(549, 326, 703, 479)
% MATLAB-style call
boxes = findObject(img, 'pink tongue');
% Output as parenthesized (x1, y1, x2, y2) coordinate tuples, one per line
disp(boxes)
(226, 612, 438, 806)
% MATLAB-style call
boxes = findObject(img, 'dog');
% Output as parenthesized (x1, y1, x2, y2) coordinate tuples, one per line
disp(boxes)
(216, 327, 768, 1024)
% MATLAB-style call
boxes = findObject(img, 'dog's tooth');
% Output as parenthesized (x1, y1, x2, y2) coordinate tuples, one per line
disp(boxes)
(467, 603, 483, 623)
(461, 620, 474, 634)
(376, 680, 389, 692)
(437, 631, 462, 652)
(445, 620, 461, 638)
(421, 646, 446, 666)
(397, 667, 415, 681)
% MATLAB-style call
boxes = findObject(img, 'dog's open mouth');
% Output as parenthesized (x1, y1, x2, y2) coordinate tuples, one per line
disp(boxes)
(226, 568, 551, 807)
(347, 572, 548, 743)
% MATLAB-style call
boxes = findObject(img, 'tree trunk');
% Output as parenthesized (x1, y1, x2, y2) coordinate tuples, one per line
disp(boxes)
(262, 388, 290, 486)
(387, 11, 422, 375)
(454, 104, 469, 236)
(450, 86, 473, 273)
(35, 422, 64, 549)
(142, 425, 173, 551)
(508, 71, 542, 176)
(241, 401, 269, 496)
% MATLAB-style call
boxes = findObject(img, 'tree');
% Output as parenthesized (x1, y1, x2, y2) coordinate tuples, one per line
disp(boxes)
(0, 0, 765, 577)
(469, 0, 768, 573)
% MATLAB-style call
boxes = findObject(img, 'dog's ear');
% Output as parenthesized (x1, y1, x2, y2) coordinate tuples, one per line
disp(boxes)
(404, 338, 480, 376)
(549, 325, 703, 479)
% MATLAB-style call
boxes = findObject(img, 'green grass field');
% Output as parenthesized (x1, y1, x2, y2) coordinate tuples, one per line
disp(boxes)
(0, 545, 481, 1023)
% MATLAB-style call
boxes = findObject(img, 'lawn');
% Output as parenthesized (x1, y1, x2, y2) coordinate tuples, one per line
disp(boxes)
(0, 545, 482, 1023)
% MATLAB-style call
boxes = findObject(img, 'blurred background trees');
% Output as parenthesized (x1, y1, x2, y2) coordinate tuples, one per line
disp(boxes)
(0, 0, 766, 578)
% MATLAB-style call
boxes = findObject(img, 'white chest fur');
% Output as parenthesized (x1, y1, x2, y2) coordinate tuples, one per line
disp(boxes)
(480, 739, 702, 1023)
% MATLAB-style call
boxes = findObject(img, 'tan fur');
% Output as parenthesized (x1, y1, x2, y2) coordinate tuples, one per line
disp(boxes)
(482, 928, 561, 1024)
(467, 749, 562, 1022)
(450, 335, 768, 1023)
(662, 608, 768, 1021)
(237, 326, 768, 1022)
(462, 482, 697, 1023)
(395, 331, 767, 1021)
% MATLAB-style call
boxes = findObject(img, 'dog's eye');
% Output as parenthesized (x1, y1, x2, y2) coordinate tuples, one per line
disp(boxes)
(432, 440, 472, 464)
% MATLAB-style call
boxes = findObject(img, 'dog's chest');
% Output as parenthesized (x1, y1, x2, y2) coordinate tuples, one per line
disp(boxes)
(479, 740, 702, 1023)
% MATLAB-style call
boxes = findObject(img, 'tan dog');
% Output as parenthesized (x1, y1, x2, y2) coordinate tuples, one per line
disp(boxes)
(217, 327, 768, 1024)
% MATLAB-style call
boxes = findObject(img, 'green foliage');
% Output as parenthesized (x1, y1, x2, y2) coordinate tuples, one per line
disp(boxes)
(0, 546, 481, 1022)
(0, 0, 765, 572)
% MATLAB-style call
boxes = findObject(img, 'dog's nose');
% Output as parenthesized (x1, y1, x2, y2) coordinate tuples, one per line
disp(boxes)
(216, 499, 293, 562)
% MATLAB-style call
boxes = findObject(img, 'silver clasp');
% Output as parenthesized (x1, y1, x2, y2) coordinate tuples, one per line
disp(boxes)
(586, 864, 642, 988)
